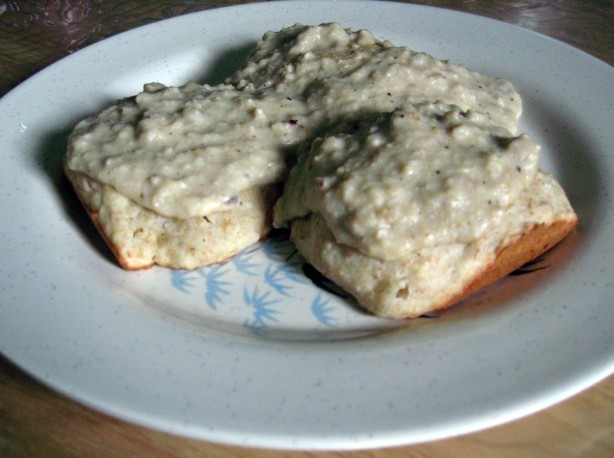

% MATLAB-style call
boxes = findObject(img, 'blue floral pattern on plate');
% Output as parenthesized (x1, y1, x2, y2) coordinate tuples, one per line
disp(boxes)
(168, 228, 555, 339)
(170, 231, 346, 338)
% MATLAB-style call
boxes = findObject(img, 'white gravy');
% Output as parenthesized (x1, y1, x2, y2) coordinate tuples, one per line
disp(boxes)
(66, 22, 527, 236)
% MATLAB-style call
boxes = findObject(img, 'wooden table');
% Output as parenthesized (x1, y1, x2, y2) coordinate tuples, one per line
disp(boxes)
(1, 1, 612, 456)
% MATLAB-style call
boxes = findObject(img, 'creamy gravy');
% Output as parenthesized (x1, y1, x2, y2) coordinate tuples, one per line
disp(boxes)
(230, 23, 521, 132)
(274, 102, 540, 261)
(66, 23, 525, 227)
(66, 82, 313, 218)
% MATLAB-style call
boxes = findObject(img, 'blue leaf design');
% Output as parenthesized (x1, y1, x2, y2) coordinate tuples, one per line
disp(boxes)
(243, 286, 251, 306)
(261, 232, 310, 288)
(261, 230, 296, 263)
(243, 319, 269, 337)
(197, 265, 231, 310)
(232, 248, 260, 276)
(170, 270, 195, 293)
(278, 258, 310, 285)
(311, 292, 336, 326)
(264, 264, 295, 297)
(243, 286, 281, 325)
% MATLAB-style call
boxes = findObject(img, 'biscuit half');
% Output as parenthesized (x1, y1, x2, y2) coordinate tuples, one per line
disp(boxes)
(288, 173, 577, 318)
(65, 168, 277, 270)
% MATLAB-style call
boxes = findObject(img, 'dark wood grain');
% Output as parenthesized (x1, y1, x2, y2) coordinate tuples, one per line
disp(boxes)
(0, 0, 611, 97)
(0, 0, 264, 97)
(405, 0, 613, 65)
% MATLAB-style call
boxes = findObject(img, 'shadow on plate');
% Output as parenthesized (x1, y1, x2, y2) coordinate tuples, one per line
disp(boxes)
(522, 96, 602, 232)
(36, 126, 118, 266)
(193, 42, 256, 85)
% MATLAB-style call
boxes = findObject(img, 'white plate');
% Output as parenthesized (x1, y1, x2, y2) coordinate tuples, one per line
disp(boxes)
(1, 0, 612, 450)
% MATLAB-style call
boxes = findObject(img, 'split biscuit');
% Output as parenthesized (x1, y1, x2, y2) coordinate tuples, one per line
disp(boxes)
(65, 167, 278, 270)
(274, 104, 577, 318)
(289, 178, 577, 318)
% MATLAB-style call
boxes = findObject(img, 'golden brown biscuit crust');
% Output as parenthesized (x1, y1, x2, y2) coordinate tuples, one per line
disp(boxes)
(430, 217, 578, 314)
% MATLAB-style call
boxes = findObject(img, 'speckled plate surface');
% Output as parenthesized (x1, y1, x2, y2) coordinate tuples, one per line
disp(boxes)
(0, 1, 612, 450)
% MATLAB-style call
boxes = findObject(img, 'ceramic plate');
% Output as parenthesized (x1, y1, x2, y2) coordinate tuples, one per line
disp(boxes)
(1, 0, 612, 450)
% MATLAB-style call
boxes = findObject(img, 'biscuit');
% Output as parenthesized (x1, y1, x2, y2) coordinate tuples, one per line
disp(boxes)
(275, 103, 578, 318)
(289, 172, 577, 318)
(64, 23, 575, 287)
(65, 168, 278, 270)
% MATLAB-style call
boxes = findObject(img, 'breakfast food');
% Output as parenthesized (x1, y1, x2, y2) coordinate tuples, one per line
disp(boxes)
(64, 81, 314, 269)
(65, 23, 525, 269)
(65, 168, 279, 270)
(273, 103, 577, 318)
(64, 23, 577, 318)
(229, 23, 522, 133)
